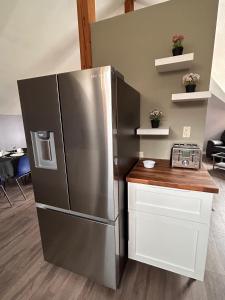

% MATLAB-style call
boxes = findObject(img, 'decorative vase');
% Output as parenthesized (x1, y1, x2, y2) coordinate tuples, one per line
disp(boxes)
(172, 46, 183, 56)
(185, 84, 196, 93)
(151, 119, 160, 128)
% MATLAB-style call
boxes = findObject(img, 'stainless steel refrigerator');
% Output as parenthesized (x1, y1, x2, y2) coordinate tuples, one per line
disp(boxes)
(17, 66, 140, 289)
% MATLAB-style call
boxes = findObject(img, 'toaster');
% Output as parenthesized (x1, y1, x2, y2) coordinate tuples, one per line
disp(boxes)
(171, 143, 202, 169)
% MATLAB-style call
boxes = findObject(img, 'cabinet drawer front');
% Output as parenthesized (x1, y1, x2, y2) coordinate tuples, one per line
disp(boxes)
(128, 211, 209, 280)
(128, 183, 213, 224)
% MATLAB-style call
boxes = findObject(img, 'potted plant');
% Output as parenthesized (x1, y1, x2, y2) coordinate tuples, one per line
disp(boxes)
(183, 73, 200, 92)
(150, 109, 163, 128)
(172, 34, 184, 56)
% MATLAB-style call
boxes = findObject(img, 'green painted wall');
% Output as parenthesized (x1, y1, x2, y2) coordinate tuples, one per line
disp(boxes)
(91, 0, 218, 159)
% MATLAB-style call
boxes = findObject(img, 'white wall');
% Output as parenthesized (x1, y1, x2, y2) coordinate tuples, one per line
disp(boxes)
(136, 0, 169, 8)
(0, 115, 26, 150)
(0, 0, 80, 115)
(204, 95, 225, 150)
(210, 78, 225, 103)
(211, 0, 225, 97)
(96, 0, 124, 20)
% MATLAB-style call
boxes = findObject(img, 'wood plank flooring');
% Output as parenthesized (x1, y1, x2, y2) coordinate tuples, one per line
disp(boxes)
(1, 163, 225, 300)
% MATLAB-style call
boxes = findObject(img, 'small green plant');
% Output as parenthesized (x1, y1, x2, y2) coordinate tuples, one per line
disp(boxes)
(172, 34, 184, 49)
(150, 109, 163, 121)
(183, 73, 200, 86)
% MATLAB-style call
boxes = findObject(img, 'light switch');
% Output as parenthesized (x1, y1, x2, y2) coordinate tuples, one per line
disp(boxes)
(139, 151, 144, 158)
(183, 126, 191, 138)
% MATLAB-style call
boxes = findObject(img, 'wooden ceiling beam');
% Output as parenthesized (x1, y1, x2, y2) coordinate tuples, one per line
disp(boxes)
(125, 0, 134, 13)
(77, 0, 96, 69)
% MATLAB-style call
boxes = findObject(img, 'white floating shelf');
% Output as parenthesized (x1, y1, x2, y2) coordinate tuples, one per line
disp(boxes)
(137, 128, 170, 136)
(172, 91, 212, 102)
(155, 53, 194, 72)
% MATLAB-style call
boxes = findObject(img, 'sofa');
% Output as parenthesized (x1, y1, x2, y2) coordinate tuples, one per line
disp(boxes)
(206, 131, 225, 158)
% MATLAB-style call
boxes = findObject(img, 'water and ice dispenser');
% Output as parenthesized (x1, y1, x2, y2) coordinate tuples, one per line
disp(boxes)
(31, 131, 57, 170)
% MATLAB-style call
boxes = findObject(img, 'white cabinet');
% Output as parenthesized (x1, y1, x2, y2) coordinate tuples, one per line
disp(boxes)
(128, 183, 213, 281)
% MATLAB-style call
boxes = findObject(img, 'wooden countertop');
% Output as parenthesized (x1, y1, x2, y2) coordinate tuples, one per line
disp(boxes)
(126, 159, 219, 194)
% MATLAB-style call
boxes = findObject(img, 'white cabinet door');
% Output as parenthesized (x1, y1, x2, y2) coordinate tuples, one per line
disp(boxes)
(129, 211, 210, 280)
(128, 183, 213, 224)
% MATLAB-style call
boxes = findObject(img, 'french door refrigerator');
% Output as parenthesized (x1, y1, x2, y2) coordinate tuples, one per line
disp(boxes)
(17, 66, 140, 289)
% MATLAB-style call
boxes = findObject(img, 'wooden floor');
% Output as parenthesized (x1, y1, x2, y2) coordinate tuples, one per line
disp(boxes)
(1, 163, 225, 300)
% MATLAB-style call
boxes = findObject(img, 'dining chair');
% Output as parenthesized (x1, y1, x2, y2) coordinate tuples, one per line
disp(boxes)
(15, 155, 31, 200)
(0, 177, 13, 207)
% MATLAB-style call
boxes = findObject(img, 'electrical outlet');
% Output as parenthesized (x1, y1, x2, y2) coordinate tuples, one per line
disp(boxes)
(139, 151, 144, 158)
(183, 126, 191, 138)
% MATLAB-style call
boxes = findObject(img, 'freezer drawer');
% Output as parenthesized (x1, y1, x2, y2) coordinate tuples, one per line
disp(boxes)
(37, 207, 121, 289)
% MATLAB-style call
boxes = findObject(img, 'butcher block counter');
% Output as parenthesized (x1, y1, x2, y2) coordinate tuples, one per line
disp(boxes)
(127, 159, 219, 194)
(126, 159, 218, 282)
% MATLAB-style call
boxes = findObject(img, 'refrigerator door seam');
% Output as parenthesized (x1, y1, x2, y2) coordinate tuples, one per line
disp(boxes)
(55, 75, 71, 210)
(112, 70, 119, 220)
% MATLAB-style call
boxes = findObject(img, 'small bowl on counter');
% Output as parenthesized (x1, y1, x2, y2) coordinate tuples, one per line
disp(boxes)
(143, 160, 156, 169)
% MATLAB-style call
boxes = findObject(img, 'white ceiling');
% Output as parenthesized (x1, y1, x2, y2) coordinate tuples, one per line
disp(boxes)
(0, 0, 80, 115)
(0, 0, 223, 114)
(0, 0, 168, 115)
(96, 0, 124, 20)
(96, 0, 170, 20)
